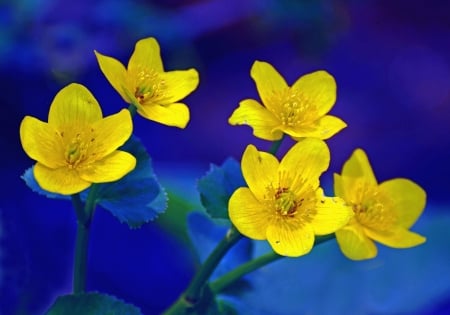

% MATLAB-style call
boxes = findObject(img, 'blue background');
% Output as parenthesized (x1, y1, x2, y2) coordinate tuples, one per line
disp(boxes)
(1, 0, 450, 314)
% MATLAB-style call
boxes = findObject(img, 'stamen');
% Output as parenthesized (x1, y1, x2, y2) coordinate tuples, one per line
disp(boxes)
(270, 88, 318, 127)
(352, 186, 397, 231)
(63, 129, 96, 168)
(131, 67, 166, 104)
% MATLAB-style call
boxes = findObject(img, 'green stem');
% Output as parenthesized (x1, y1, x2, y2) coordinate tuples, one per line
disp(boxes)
(163, 226, 242, 315)
(71, 185, 100, 294)
(269, 134, 286, 155)
(71, 193, 85, 223)
(84, 184, 100, 223)
(127, 103, 137, 116)
(73, 220, 90, 293)
(210, 234, 336, 294)
(211, 251, 281, 294)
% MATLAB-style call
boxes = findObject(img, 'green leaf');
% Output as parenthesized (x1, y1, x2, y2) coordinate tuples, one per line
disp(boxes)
(45, 292, 142, 315)
(197, 158, 245, 219)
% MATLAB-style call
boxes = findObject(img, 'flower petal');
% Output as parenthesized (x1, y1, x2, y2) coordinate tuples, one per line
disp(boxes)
(89, 109, 133, 160)
(241, 144, 279, 200)
(312, 194, 353, 235)
(157, 69, 199, 104)
(48, 83, 103, 126)
(266, 222, 314, 257)
(34, 163, 90, 195)
(228, 99, 283, 141)
(94, 51, 129, 103)
(228, 187, 270, 240)
(291, 70, 336, 116)
(137, 102, 190, 128)
(364, 226, 426, 248)
(78, 150, 136, 183)
(379, 178, 426, 229)
(20, 116, 65, 168)
(341, 148, 377, 185)
(250, 61, 288, 110)
(290, 115, 347, 140)
(128, 37, 163, 73)
(335, 223, 378, 260)
(279, 138, 330, 191)
(333, 173, 345, 199)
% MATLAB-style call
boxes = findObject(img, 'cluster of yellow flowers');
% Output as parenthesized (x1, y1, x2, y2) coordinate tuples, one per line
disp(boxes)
(228, 60, 426, 260)
(19, 38, 199, 195)
(19, 37, 426, 261)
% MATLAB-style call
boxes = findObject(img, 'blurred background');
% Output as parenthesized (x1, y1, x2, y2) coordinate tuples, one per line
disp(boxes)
(1, 0, 449, 314)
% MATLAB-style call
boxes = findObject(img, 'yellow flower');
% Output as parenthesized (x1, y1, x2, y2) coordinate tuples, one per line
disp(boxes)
(229, 139, 353, 257)
(229, 61, 346, 141)
(94, 37, 199, 128)
(334, 149, 426, 260)
(20, 83, 136, 195)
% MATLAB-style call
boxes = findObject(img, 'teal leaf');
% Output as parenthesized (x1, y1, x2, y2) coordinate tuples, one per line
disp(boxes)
(21, 167, 70, 200)
(197, 158, 245, 219)
(93, 136, 167, 228)
(21, 136, 167, 228)
(45, 292, 142, 315)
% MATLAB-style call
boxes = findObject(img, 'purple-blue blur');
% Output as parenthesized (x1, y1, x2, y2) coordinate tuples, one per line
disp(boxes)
(1, 0, 449, 314)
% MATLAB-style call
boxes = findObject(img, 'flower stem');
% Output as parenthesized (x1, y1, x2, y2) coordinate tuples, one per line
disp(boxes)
(210, 234, 336, 294)
(73, 219, 90, 293)
(127, 103, 137, 116)
(210, 251, 281, 293)
(269, 134, 286, 155)
(71, 185, 99, 294)
(162, 226, 242, 314)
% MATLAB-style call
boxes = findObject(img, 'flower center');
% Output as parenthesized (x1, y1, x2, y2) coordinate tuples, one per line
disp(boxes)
(131, 68, 166, 105)
(351, 183, 397, 231)
(271, 186, 317, 226)
(271, 88, 318, 127)
(275, 187, 298, 216)
(60, 128, 97, 169)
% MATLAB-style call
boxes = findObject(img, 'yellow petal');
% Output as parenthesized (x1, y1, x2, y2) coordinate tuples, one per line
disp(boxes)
(291, 70, 336, 116)
(228, 187, 270, 240)
(364, 226, 426, 248)
(48, 83, 103, 126)
(128, 37, 163, 73)
(94, 50, 129, 103)
(341, 148, 377, 185)
(266, 222, 314, 257)
(379, 178, 426, 229)
(34, 163, 91, 195)
(250, 61, 288, 109)
(157, 69, 199, 104)
(335, 223, 378, 260)
(290, 115, 347, 140)
(333, 173, 345, 199)
(279, 138, 330, 191)
(241, 144, 279, 200)
(89, 109, 133, 160)
(137, 102, 190, 128)
(313, 194, 353, 235)
(228, 99, 283, 141)
(20, 116, 65, 168)
(78, 150, 136, 183)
